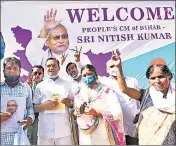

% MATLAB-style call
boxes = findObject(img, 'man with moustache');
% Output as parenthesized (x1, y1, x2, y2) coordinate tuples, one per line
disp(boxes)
(33, 58, 75, 145)
(66, 47, 83, 83)
(0, 57, 34, 145)
(26, 65, 44, 145)
(100, 51, 140, 145)
(6, 100, 18, 115)
(26, 8, 91, 79)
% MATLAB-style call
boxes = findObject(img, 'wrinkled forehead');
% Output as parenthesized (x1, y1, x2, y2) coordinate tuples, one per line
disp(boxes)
(46, 60, 57, 66)
(150, 66, 165, 75)
(49, 26, 68, 37)
(7, 101, 17, 105)
(82, 68, 95, 75)
(5, 60, 19, 68)
(68, 64, 76, 70)
(33, 68, 43, 73)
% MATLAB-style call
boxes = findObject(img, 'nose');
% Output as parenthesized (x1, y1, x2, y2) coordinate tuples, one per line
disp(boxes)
(9, 69, 16, 75)
(57, 38, 64, 44)
(49, 66, 54, 70)
(155, 77, 160, 83)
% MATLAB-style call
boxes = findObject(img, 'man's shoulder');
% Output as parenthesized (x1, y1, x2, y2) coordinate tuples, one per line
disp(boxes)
(35, 80, 47, 89)
(1, 81, 5, 86)
(20, 82, 31, 89)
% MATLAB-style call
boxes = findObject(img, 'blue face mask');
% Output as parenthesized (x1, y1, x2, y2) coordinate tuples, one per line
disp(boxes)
(83, 75, 97, 86)
(4, 75, 20, 82)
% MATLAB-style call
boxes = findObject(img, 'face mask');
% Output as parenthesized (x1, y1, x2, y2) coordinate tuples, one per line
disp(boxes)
(4, 75, 20, 82)
(73, 73, 81, 80)
(48, 74, 59, 79)
(83, 75, 97, 86)
(108, 68, 118, 77)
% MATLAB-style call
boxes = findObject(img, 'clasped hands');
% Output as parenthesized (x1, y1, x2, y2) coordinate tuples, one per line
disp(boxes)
(41, 97, 73, 110)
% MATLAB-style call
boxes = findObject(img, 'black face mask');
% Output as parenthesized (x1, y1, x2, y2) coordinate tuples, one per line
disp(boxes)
(4, 75, 20, 82)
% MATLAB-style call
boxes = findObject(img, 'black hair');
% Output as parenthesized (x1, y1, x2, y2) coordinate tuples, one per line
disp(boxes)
(146, 64, 173, 80)
(66, 62, 77, 73)
(81, 64, 97, 76)
(3, 57, 21, 69)
(45, 57, 60, 68)
(32, 65, 44, 74)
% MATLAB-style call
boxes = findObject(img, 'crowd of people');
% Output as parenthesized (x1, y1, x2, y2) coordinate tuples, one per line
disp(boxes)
(1, 50, 175, 145)
(0, 8, 175, 146)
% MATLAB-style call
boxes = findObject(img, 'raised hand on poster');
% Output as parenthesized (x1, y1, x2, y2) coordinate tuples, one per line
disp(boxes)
(60, 53, 68, 65)
(74, 46, 82, 62)
(44, 8, 59, 31)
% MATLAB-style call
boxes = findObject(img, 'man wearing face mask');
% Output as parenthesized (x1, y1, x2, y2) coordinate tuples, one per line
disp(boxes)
(0, 57, 34, 145)
(99, 51, 140, 145)
(26, 8, 91, 79)
(33, 57, 75, 145)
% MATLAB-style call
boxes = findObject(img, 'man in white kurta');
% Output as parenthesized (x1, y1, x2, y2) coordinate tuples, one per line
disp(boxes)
(33, 58, 74, 145)
(99, 59, 140, 145)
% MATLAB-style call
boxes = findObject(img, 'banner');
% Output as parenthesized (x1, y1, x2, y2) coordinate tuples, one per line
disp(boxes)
(1, 1, 175, 88)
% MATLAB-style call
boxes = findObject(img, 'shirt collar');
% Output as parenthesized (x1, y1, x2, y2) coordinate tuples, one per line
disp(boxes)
(1, 80, 23, 87)
(46, 76, 61, 83)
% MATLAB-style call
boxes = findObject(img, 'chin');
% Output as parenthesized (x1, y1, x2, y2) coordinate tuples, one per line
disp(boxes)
(155, 87, 165, 92)
(54, 46, 68, 54)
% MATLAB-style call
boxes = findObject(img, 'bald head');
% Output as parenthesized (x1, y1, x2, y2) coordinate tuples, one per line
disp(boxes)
(49, 24, 68, 36)
(46, 24, 69, 54)
(6, 100, 18, 114)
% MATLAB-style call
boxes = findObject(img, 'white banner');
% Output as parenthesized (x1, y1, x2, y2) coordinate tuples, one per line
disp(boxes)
(1, 1, 175, 87)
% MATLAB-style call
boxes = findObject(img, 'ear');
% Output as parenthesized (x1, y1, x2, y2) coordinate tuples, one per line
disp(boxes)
(45, 39, 49, 47)
(106, 68, 109, 74)
(168, 73, 172, 80)
(19, 69, 21, 75)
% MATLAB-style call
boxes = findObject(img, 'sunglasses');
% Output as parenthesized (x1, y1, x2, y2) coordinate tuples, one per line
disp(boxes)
(33, 72, 43, 76)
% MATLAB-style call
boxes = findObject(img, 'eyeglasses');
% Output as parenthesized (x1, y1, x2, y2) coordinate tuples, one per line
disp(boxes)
(33, 72, 43, 76)
(48, 34, 68, 40)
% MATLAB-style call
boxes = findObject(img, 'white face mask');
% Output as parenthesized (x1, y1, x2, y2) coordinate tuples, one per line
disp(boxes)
(73, 72, 81, 80)
(108, 68, 118, 77)
(48, 73, 59, 79)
